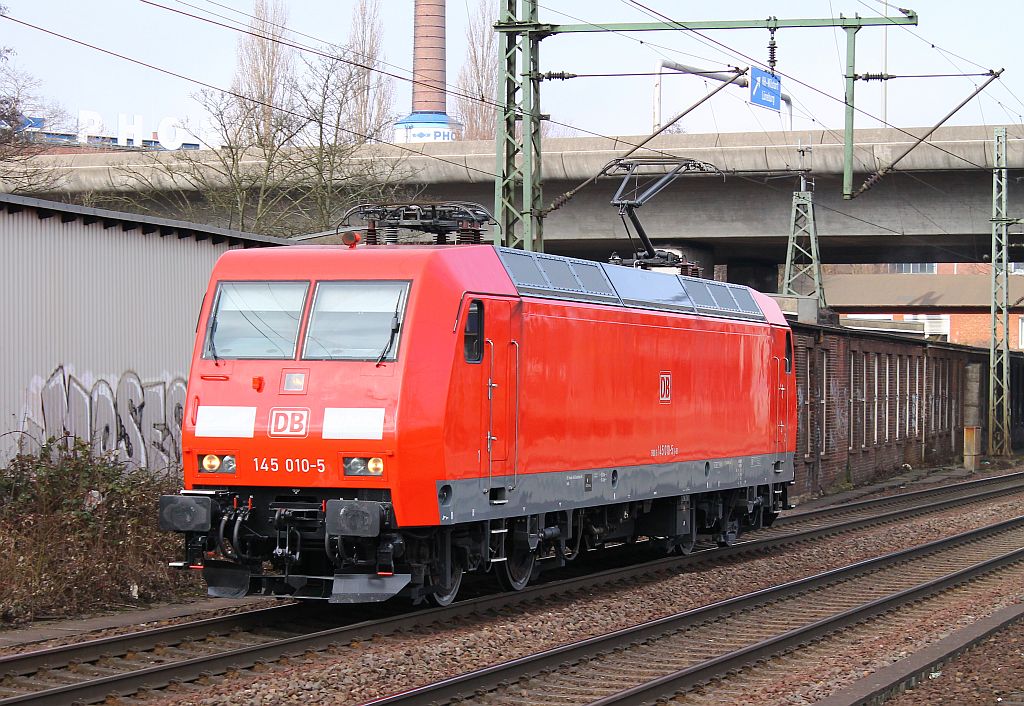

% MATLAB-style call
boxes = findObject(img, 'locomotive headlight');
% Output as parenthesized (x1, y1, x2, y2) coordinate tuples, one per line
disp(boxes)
(199, 454, 236, 473)
(344, 457, 384, 476)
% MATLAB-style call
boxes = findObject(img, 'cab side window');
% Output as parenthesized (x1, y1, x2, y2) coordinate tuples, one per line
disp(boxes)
(785, 332, 793, 374)
(464, 300, 483, 363)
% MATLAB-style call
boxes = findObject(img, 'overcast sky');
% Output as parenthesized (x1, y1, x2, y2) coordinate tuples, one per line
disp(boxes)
(2, 0, 1021, 141)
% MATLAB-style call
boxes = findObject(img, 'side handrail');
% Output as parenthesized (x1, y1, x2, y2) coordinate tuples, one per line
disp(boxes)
(485, 338, 496, 493)
(510, 339, 521, 489)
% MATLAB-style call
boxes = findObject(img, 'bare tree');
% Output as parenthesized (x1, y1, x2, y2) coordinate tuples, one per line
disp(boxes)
(107, 87, 314, 235)
(452, 0, 565, 140)
(293, 47, 404, 232)
(343, 0, 394, 142)
(232, 0, 297, 148)
(0, 59, 69, 193)
(96, 1, 406, 235)
(453, 0, 497, 140)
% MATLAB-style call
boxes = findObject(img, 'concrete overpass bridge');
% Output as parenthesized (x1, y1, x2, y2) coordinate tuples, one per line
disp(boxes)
(34, 123, 1024, 307)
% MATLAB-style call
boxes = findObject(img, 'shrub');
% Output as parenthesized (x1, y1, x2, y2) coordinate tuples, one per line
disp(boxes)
(0, 438, 201, 624)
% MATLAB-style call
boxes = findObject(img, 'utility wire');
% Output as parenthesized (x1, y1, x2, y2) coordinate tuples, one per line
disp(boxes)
(5, 7, 755, 208)
(139, 0, 721, 156)
(189, 0, 739, 106)
(0, 13, 501, 180)
(536, 2, 874, 172)
(621, 0, 995, 172)
(857, 0, 1024, 123)
(615, 0, 896, 171)
(536, 2, 731, 69)
(859, 72, 999, 80)
(2, 8, 938, 246)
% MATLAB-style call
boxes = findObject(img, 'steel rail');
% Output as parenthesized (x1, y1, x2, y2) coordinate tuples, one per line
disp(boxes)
(776, 470, 1024, 523)
(591, 538, 1024, 704)
(0, 603, 304, 677)
(364, 516, 1024, 705)
(2, 473, 1023, 704)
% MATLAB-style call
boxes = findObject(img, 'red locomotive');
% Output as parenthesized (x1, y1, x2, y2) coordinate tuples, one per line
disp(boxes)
(161, 232, 796, 604)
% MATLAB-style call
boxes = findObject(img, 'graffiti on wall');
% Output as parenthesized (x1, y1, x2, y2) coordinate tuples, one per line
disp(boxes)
(19, 366, 187, 470)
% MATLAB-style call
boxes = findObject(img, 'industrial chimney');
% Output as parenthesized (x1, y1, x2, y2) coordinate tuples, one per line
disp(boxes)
(393, 0, 462, 143)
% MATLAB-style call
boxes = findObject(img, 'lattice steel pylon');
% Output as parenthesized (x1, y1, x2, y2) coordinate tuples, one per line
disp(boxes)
(782, 172, 826, 307)
(989, 126, 1012, 456)
(493, 0, 543, 251)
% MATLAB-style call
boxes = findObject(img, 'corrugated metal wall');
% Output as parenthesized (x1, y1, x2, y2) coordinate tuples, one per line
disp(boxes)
(1, 208, 237, 469)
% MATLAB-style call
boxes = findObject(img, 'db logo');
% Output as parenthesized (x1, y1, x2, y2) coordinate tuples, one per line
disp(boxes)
(659, 371, 672, 404)
(268, 408, 310, 437)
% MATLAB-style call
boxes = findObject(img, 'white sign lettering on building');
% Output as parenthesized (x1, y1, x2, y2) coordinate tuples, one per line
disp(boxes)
(77, 110, 221, 150)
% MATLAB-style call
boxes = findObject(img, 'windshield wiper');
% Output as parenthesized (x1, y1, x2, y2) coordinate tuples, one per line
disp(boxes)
(208, 317, 221, 363)
(375, 296, 403, 367)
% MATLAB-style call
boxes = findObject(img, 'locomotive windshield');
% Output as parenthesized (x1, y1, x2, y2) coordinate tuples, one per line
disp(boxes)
(303, 281, 409, 361)
(203, 281, 308, 360)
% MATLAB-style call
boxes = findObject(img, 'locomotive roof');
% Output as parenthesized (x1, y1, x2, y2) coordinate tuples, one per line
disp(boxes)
(495, 247, 771, 323)
(213, 244, 780, 325)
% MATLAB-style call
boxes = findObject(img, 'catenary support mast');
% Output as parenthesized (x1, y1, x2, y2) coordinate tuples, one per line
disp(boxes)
(989, 127, 1012, 456)
(492, 7, 918, 249)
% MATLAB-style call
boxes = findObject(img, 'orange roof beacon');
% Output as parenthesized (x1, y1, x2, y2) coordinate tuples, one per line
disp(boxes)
(160, 242, 797, 605)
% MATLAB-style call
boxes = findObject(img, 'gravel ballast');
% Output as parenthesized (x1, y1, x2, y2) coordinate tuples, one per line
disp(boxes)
(145, 495, 1024, 705)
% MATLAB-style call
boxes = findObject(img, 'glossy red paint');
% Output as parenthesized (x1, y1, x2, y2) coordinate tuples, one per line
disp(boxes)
(182, 245, 797, 528)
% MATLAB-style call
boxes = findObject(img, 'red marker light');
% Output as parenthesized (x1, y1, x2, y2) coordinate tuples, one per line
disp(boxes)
(252, 376, 264, 392)
(341, 231, 362, 249)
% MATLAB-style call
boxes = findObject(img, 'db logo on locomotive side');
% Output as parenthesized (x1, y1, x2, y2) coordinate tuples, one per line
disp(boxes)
(268, 408, 310, 437)
(659, 371, 672, 404)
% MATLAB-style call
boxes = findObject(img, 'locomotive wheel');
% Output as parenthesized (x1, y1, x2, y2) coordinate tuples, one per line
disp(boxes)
(716, 518, 740, 547)
(674, 535, 696, 555)
(427, 568, 463, 607)
(495, 518, 535, 591)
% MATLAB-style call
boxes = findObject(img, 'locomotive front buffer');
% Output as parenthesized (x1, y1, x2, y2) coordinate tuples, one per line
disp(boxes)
(162, 490, 414, 602)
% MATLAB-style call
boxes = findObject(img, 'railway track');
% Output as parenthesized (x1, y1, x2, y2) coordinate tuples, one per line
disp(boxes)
(368, 516, 1024, 705)
(1, 471, 1022, 705)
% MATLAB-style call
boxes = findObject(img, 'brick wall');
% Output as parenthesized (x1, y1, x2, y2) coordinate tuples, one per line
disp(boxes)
(788, 323, 1004, 499)
(936, 263, 1024, 349)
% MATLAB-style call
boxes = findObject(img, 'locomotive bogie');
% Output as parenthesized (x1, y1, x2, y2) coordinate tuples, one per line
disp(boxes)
(163, 481, 789, 602)
(162, 244, 798, 603)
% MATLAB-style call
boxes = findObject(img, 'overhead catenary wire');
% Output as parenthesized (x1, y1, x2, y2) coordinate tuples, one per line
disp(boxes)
(855, 70, 1004, 196)
(155, 0, 984, 192)
(620, 0, 995, 172)
(536, 2, 731, 69)
(151, 0, 913, 214)
(857, 0, 1024, 126)
(2, 8, 783, 221)
(611, 2, 913, 176)
(2, 10, 810, 186)
(545, 67, 747, 215)
(1, 6, 968, 250)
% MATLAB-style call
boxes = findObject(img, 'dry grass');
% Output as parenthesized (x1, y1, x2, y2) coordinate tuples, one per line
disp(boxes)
(0, 439, 200, 625)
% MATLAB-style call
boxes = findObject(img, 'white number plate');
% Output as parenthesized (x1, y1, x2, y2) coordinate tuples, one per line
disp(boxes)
(253, 457, 326, 473)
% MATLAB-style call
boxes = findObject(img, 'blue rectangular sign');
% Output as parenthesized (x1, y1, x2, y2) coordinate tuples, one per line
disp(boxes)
(750, 68, 781, 112)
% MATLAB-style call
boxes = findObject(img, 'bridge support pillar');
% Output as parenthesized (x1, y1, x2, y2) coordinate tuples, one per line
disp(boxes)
(726, 261, 779, 293)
